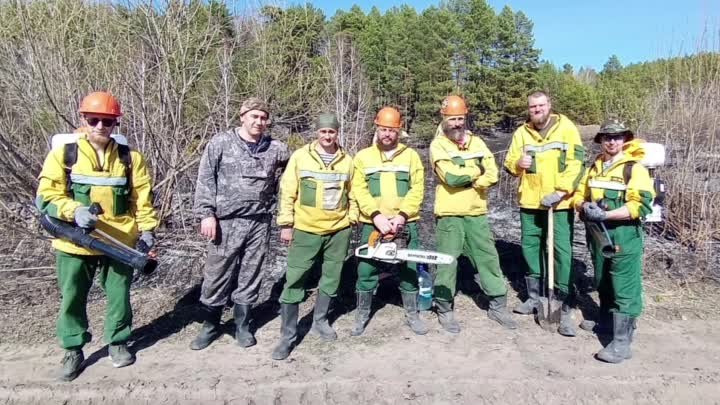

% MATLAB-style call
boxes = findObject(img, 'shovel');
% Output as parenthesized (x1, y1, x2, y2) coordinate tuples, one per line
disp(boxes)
(536, 206, 562, 331)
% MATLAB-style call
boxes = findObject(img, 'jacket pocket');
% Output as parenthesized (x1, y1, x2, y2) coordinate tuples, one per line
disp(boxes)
(112, 186, 130, 216)
(366, 173, 381, 197)
(322, 181, 343, 210)
(395, 172, 410, 197)
(300, 179, 317, 207)
(71, 184, 92, 206)
(558, 150, 567, 172)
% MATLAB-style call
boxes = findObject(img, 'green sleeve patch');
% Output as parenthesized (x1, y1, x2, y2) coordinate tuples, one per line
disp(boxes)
(445, 173, 473, 188)
(637, 190, 654, 217)
(574, 145, 585, 161)
(35, 195, 60, 218)
(451, 156, 465, 167)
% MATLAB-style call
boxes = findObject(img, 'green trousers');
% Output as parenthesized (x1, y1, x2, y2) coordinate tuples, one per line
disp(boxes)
(520, 209, 574, 295)
(55, 251, 133, 350)
(280, 227, 351, 304)
(356, 222, 419, 293)
(434, 216, 507, 302)
(587, 222, 644, 317)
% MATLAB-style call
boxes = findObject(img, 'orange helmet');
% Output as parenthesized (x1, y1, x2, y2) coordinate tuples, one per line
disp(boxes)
(78, 91, 123, 117)
(440, 95, 468, 116)
(374, 107, 402, 128)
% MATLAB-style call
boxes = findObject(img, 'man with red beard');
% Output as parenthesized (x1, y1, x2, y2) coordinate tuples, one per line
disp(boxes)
(429, 95, 517, 333)
(503, 91, 585, 337)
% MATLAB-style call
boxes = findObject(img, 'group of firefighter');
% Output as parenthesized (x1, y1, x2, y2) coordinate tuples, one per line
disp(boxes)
(35, 90, 655, 381)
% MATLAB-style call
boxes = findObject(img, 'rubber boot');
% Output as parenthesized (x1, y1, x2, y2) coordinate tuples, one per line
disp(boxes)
(596, 313, 635, 364)
(435, 300, 460, 334)
(109, 343, 135, 368)
(580, 310, 612, 335)
(59, 349, 84, 382)
(350, 291, 372, 336)
(310, 293, 337, 341)
(189, 304, 222, 351)
(233, 304, 256, 348)
(513, 276, 540, 315)
(271, 303, 299, 360)
(488, 295, 518, 330)
(400, 291, 428, 335)
(557, 292, 576, 337)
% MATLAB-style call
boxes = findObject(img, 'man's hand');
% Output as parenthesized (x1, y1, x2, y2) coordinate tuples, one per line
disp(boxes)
(74, 206, 98, 228)
(372, 214, 393, 235)
(280, 227, 293, 245)
(517, 154, 533, 170)
(540, 191, 566, 208)
(388, 215, 406, 234)
(200, 216, 218, 242)
(583, 202, 607, 222)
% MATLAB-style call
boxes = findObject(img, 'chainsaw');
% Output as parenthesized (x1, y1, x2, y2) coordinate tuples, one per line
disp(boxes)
(354, 230, 455, 265)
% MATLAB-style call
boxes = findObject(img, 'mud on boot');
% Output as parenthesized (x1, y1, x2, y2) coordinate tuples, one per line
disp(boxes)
(189, 304, 223, 351)
(400, 291, 428, 335)
(557, 292, 576, 337)
(59, 349, 84, 382)
(310, 292, 337, 341)
(435, 299, 460, 334)
(350, 291, 372, 337)
(271, 303, 298, 360)
(233, 304, 256, 348)
(596, 313, 635, 364)
(513, 276, 540, 315)
(488, 295, 518, 330)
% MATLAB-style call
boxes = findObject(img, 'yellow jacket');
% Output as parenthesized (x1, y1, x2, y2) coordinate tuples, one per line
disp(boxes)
(35, 132, 159, 255)
(277, 141, 355, 235)
(430, 133, 498, 216)
(351, 143, 424, 224)
(503, 114, 585, 210)
(572, 139, 655, 220)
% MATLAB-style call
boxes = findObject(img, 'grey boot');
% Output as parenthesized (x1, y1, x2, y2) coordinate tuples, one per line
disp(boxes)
(400, 291, 428, 335)
(109, 343, 135, 368)
(513, 276, 540, 315)
(596, 313, 635, 364)
(435, 300, 460, 334)
(310, 293, 337, 341)
(59, 349, 84, 382)
(271, 303, 299, 360)
(351, 291, 373, 336)
(233, 304, 256, 348)
(189, 304, 222, 351)
(557, 292, 576, 337)
(488, 295, 518, 330)
(580, 310, 612, 335)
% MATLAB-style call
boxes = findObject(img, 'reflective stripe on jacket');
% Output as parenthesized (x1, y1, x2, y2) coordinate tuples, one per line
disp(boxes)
(430, 133, 498, 217)
(503, 114, 584, 210)
(35, 133, 158, 255)
(277, 141, 355, 235)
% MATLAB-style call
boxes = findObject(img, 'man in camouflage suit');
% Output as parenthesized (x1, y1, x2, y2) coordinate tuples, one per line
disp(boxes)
(191, 98, 290, 350)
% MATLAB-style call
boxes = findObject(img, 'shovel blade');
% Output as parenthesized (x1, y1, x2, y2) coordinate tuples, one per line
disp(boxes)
(535, 296, 562, 332)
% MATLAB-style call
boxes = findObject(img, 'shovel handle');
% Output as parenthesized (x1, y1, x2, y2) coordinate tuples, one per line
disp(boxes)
(547, 207, 554, 299)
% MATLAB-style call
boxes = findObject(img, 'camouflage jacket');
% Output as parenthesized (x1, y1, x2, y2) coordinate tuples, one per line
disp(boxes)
(194, 129, 290, 219)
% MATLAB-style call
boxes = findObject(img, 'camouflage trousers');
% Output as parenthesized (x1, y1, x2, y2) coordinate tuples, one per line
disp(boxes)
(200, 214, 271, 307)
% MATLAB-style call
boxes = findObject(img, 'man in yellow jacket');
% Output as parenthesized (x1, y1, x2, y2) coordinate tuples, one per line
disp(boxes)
(503, 91, 585, 337)
(572, 119, 654, 363)
(271, 113, 354, 360)
(35, 92, 159, 381)
(351, 107, 427, 336)
(430, 95, 517, 332)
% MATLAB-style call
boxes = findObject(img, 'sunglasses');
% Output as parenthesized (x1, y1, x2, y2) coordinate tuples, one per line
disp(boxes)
(86, 117, 117, 127)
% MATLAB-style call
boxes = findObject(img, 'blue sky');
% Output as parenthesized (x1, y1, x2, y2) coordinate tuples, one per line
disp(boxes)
(299, 0, 719, 71)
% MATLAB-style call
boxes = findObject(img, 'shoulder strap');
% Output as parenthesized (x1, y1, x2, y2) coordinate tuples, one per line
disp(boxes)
(117, 144, 132, 189)
(623, 161, 636, 185)
(63, 143, 78, 193)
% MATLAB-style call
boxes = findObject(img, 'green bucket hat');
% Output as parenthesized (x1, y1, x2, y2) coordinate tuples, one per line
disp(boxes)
(595, 118, 634, 143)
(315, 113, 340, 131)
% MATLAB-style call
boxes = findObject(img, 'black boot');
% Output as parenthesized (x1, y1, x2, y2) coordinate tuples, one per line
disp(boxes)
(435, 300, 460, 334)
(513, 276, 540, 315)
(271, 303, 299, 360)
(557, 292, 576, 337)
(400, 291, 428, 335)
(189, 304, 222, 351)
(350, 291, 372, 336)
(596, 313, 635, 364)
(310, 293, 337, 341)
(488, 295, 518, 330)
(580, 308, 612, 335)
(233, 304, 256, 348)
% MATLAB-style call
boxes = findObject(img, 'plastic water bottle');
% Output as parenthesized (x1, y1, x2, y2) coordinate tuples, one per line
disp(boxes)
(417, 263, 433, 311)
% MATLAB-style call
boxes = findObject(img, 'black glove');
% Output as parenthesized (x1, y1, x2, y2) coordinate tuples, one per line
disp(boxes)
(136, 231, 155, 253)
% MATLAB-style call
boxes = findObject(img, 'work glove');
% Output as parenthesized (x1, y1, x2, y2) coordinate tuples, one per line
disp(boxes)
(583, 202, 607, 222)
(540, 192, 563, 208)
(74, 206, 98, 228)
(136, 231, 155, 253)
